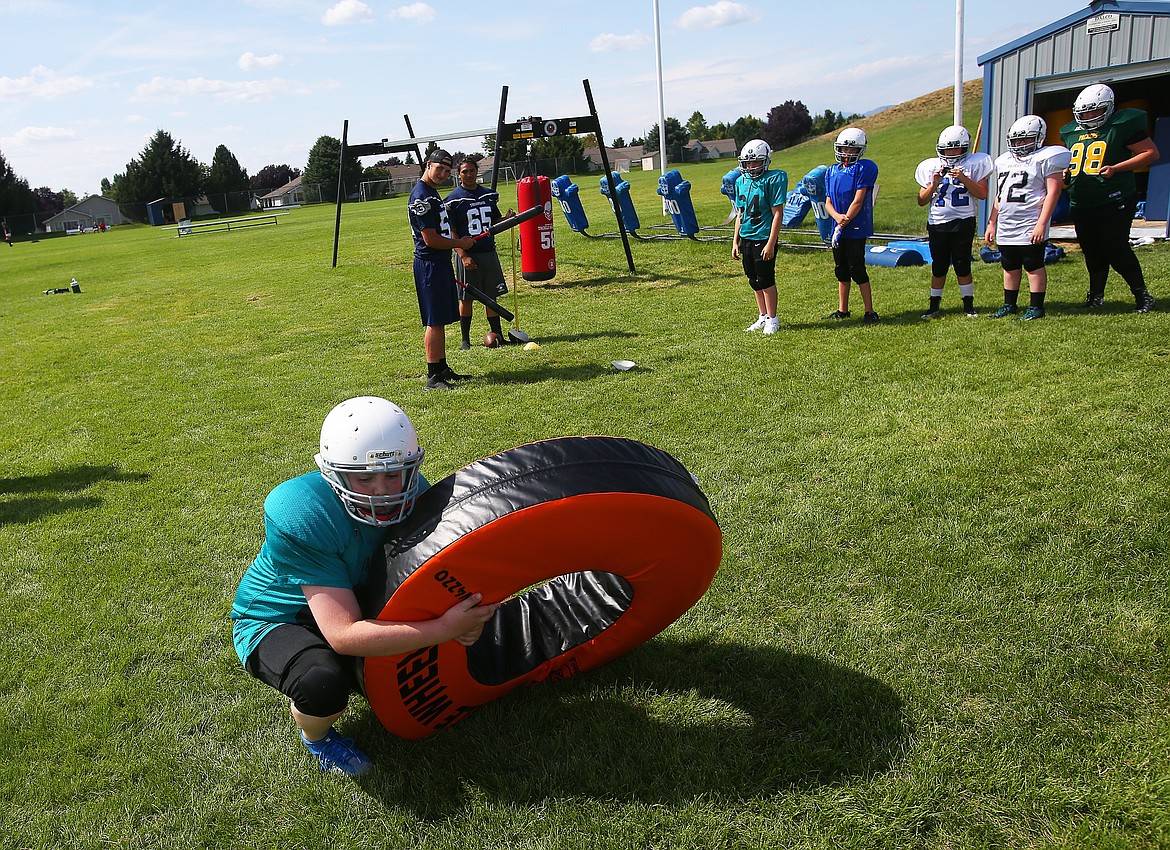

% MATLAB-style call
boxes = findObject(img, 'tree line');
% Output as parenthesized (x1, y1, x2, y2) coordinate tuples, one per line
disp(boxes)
(0, 99, 863, 226)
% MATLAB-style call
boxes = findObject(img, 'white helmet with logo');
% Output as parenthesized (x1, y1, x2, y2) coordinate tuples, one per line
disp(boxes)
(738, 139, 771, 177)
(936, 125, 971, 166)
(1073, 83, 1116, 131)
(834, 128, 867, 165)
(1006, 115, 1047, 160)
(315, 396, 424, 526)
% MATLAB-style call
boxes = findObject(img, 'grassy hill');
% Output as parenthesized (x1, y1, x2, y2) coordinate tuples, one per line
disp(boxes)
(2, 77, 1168, 850)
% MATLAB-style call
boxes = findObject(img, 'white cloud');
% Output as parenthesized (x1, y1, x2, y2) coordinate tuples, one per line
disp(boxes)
(821, 53, 940, 84)
(238, 52, 286, 71)
(133, 76, 340, 104)
(0, 126, 78, 148)
(388, 3, 436, 24)
(676, 2, 762, 31)
(322, 0, 373, 25)
(0, 66, 95, 101)
(589, 31, 651, 52)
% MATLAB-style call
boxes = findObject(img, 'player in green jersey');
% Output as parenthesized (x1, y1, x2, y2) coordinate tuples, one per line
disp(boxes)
(1060, 84, 1159, 312)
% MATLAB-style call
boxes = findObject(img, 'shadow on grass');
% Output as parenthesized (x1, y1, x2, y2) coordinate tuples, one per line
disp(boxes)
(354, 636, 906, 815)
(486, 363, 630, 384)
(521, 329, 637, 344)
(0, 465, 149, 525)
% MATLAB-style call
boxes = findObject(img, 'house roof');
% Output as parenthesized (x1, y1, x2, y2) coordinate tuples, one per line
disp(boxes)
(258, 176, 302, 200)
(43, 194, 120, 224)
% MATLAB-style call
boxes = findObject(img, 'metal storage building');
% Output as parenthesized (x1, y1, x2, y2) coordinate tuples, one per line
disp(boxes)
(977, 0, 1170, 222)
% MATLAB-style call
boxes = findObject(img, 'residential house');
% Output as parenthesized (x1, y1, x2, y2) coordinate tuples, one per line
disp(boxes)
(43, 195, 129, 233)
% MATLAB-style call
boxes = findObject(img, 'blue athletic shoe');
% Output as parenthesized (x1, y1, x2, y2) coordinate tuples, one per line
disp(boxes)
(301, 728, 372, 777)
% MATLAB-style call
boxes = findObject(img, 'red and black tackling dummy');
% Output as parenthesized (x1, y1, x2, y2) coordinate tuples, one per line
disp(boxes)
(355, 436, 722, 739)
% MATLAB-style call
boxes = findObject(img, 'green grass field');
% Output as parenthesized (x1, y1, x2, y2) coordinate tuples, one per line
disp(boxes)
(3, 87, 1169, 849)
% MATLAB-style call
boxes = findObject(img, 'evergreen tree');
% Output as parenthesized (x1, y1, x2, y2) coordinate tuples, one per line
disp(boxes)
(0, 150, 36, 228)
(641, 117, 688, 161)
(111, 130, 205, 204)
(302, 135, 362, 203)
(685, 111, 710, 141)
(206, 144, 251, 213)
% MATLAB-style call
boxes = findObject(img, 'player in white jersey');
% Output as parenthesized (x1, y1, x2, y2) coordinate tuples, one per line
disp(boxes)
(915, 125, 993, 318)
(985, 116, 1072, 321)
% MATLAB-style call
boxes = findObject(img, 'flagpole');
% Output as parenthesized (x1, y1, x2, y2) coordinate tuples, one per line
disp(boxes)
(954, 0, 964, 126)
(653, 0, 668, 214)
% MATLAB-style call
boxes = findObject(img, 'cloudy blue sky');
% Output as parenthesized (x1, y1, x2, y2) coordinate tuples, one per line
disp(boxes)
(2, 0, 1078, 196)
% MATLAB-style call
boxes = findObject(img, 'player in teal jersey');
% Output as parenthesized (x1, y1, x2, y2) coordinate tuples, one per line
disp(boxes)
(231, 397, 498, 776)
(732, 139, 787, 335)
(1059, 84, 1159, 312)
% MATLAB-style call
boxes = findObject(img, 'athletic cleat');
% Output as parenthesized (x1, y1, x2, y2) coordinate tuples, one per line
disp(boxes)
(921, 309, 942, 320)
(964, 307, 979, 318)
(825, 309, 851, 320)
(762, 316, 780, 335)
(439, 367, 471, 382)
(1136, 292, 1156, 313)
(302, 729, 372, 777)
(1083, 293, 1104, 308)
(1019, 306, 1045, 321)
(992, 304, 1018, 318)
(744, 314, 767, 332)
(425, 376, 453, 391)
(861, 311, 880, 324)
(459, 340, 471, 351)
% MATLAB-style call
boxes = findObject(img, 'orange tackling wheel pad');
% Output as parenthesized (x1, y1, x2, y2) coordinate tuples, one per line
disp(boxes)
(357, 436, 722, 739)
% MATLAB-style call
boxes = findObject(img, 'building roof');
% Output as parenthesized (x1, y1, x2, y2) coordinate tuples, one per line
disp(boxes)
(978, 0, 1170, 64)
(258, 176, 302, 200)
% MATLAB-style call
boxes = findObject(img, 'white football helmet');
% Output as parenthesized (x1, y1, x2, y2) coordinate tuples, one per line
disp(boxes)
(1073, 84, 1116, 131)
(834, 128, 867, 165)
(936, 125, 971, 166)
(315, 396, 424, 527)
(1006, 115, 1046, 160)
(738, 139, 771, 177)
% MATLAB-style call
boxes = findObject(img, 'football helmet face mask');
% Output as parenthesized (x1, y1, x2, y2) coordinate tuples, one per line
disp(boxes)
(315, 396, 424, 527)
(1006, 115, 1046, 160)
(738, 139, 771, 177)
(834, 128, 867, 165)
(936, 125, 971, 166)
(1073, 84, 1115, 131)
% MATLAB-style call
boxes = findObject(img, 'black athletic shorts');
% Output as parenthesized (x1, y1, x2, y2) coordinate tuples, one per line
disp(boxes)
(456, 250, 509, 302)
(739, 238, 777, 292)
(998, 243, 1046, 273)
(927, 218, 976, 277)
(244, 623, 358, 718)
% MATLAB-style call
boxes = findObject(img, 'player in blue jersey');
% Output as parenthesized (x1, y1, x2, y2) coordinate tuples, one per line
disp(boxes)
(731, 139, 787, 335)
(825, 128, 879, 323)
(446, 157, 514, 349)
(408, 150, 477, 390)
(231, 397, 499, 776)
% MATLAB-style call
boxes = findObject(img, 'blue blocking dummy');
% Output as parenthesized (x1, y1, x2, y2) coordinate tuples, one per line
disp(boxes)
(656, 170, 699, 237)
(799, 166, 835, 243)
(551, 175, 589, 233)
(600, 172, 640, 232)
(782, 188, 812, 227)
(720, 168, 740, 200)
